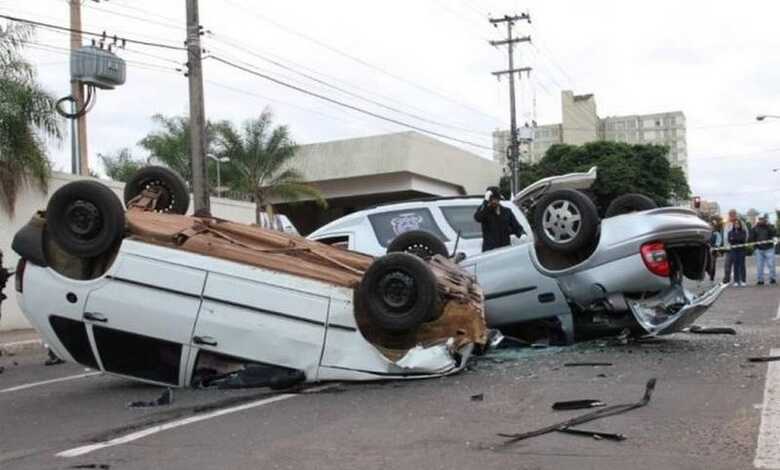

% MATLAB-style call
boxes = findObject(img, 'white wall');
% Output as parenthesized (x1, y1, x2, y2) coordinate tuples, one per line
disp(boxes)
(0, 172, 257, 331)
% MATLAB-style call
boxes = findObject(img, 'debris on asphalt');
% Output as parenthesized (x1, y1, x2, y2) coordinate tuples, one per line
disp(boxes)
(471, 393, 485, 402)
(687, 325, 737, 335)
(0, 366, 4, 374)
(557, 427, 626, 441)
(748, 356, 780, 363)
(552, 399, 606, 411)
(44, 349, 65, 366)
(127, 388, 173, 408)
(498, 378, 656, 445)
(563, 362, 613, 367)
(69, 464, 110, 469)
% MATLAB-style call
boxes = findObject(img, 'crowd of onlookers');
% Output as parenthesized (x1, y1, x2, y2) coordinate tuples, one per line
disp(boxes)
(709, 209, 776, 287)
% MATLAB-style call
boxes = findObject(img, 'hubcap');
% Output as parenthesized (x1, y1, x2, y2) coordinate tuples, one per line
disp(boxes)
(65, 200, 102, 238)
(378, 270, 417, 312)
(142, 178, 175, 212)
(405, 242, 435, 260)
(541, 199, 582, 243)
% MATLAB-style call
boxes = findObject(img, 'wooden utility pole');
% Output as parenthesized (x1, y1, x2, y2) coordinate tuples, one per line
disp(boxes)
(490, 13, 531, 196)
(69, 0, 89, 175)
(185, 0, 210, 214)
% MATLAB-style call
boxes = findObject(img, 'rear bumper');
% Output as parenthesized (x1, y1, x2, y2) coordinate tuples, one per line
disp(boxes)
(626, 283, 727, 335)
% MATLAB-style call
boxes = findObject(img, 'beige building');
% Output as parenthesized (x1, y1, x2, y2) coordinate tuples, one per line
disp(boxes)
(277, 131, 501, 234)
(493, 90, 688, 174)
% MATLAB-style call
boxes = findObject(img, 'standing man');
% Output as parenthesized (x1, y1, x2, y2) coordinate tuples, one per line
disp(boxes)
(474, 186, 523, 252)
(750, 213, 777, 285)
(722, 209, 739, 284)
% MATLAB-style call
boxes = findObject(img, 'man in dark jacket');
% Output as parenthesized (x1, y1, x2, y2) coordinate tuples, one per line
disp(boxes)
(474, 186, 523, 252)
(750, 214, 777, 285)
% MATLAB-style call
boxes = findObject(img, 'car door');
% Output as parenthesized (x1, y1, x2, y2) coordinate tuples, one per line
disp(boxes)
(84, 253, 206, 386)
(190, 270, 330, 381)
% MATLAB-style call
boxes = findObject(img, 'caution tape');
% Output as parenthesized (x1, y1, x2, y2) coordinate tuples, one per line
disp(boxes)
(711, 238, 778, 252)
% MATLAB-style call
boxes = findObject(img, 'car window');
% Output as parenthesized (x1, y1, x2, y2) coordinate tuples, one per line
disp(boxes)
(315, 235, 350, 250)
(440, 206, 483, 239)
(368, 208, 447, 247)
(441, 205, 525, 240)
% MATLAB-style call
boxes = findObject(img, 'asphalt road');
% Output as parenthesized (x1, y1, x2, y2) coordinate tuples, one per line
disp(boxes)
(2, 257, 779, 470)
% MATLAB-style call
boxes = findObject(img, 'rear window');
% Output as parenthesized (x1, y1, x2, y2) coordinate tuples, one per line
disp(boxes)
(368, 208, 447, 247)
(440, 206, 483, 239)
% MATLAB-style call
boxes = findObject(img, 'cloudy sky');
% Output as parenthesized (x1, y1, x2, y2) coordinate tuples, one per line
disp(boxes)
(4, 0, 779, 214)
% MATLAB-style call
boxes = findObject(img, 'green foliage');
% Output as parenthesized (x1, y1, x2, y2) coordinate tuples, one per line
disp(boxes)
(0, 22, 61, 215)
(214, 108, 325, 223)
(516, 141, 691, 214)
(99, 148, 146, 183)
(138, 114, 219, 186)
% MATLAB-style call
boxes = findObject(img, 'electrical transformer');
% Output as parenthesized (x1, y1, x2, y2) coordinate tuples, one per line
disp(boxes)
(70, 45, 126, 90)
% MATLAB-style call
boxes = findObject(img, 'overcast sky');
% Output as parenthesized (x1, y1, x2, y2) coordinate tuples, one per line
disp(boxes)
(5, 0, 779, 215)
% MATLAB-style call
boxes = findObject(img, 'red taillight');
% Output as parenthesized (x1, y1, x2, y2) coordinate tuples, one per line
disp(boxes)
(15, 258, 26, 293)
(641, 242, 670, 277)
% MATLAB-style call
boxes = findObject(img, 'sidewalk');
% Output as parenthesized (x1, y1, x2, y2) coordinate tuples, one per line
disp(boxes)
(0, 329, 43, 355)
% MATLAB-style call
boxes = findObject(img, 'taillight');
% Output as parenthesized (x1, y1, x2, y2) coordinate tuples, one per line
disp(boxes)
(641, 242, 670, 277)
(15, 258, 26, 293)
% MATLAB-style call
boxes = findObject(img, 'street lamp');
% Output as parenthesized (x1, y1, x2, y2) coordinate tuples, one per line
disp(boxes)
(207, 154, 230, 197)
(756, 115, 780, 121)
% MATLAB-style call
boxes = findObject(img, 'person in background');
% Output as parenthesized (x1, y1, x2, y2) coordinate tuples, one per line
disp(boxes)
(708, 219, 723, 282)
(474, 186, 523, 252)
(726, 218, 748, 287)
(750, 213, 777, 285)
(722, 209, 739, 284)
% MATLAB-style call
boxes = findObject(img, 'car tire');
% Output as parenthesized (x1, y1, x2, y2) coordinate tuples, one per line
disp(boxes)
(358, 252, 441, 333)
(124, 166, 190, 214)
(532, 189, 599, 254)
(387, 230, 448, 260)
(46, 180, 125, 258)
(604, 193, 658, 218)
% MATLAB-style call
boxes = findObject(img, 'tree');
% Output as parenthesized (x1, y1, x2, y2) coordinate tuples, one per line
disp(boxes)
(214, 109, 325, 224)
(519, 141, 691, 215)
(99, 148, 145, 183)
(138, 114, 218, 187)
(0, 23, 61, 215)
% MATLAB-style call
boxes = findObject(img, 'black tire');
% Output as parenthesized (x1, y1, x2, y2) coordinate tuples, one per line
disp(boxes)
(604, 193, 658, 218)
(358, 253, 441, 333)
(532, 189, 599, 254)
(387, 230, 448, 260)
(46, 180, 125, 258)
(123, 166, 189, 214)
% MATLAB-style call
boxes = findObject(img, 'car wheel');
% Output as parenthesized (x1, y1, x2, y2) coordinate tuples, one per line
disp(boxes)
(124, 166, 189, 214)
(532, 189, 599, 254)
(387, 230, 448, 260)
(604, 193, 658, 218)
(46, 180, 125, 258)
(358, 253, 441, 333)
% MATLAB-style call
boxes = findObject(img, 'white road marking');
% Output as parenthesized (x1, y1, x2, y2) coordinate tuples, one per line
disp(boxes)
(775, 300, 780, 320)
(0, 372, 101, 394)
(57, 384, 334, 458)
(0, 339, 42, 349)
(754, 348, 780, 468)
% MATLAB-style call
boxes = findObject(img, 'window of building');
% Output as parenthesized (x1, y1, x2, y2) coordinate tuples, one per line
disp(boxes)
(655, 119, 661, 127)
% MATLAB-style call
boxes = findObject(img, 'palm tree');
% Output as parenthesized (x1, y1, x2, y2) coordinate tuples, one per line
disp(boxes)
(215, 109, 325, 224)
(138, 114, 218, 187)
(0, 22, 61, 215)
(99, 148, 146, 183)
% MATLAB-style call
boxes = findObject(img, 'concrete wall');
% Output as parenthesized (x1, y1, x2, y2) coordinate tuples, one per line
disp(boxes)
(0, 172, 257, 331)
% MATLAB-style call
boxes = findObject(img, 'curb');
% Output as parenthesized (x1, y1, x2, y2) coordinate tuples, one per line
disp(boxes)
(0, 338, 44, 356)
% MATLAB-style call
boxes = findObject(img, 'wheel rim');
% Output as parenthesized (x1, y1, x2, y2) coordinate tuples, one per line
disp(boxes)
(541, 199, 582, 243)
(64, 200, 102, 238)
(404, 242, 435, 259)
(141, 178, 176, 212)
(377, 270, 417, 313)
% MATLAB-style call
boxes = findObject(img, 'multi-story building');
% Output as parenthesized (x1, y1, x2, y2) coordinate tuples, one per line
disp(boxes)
(493, 90, 688, 175)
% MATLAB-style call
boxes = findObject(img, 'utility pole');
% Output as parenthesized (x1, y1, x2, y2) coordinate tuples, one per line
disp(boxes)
(185, 0, 210, 214)
(490, 13, 531, 197)
(69, 0, 89, 175)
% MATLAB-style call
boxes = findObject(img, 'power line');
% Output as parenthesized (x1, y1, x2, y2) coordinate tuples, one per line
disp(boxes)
(206, 34, 492, 138)
(79, 1, 184, 32)
(223, 0, 505, 124)
(209, 55, 493, 151)
(0, 13, 185, 51)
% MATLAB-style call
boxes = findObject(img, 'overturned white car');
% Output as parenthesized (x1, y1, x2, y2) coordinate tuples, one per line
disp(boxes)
(10, 167, 487, 388)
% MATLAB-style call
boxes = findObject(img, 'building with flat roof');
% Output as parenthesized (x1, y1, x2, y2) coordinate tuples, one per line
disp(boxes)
(493, 90, 688, 174)
(274, 131, 500, 234)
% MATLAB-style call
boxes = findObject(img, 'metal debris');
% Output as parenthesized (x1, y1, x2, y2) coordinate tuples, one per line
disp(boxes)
(687, 325, 737, 335)
(127, 388, 173, 408)
(471, 393, 485, 401)
(552, 399, 605, 411)
(498, 378, 656, 445)
(564, 362, 613, 367)
(748, 356, 780, 363)
(557, 428, 626, 441)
